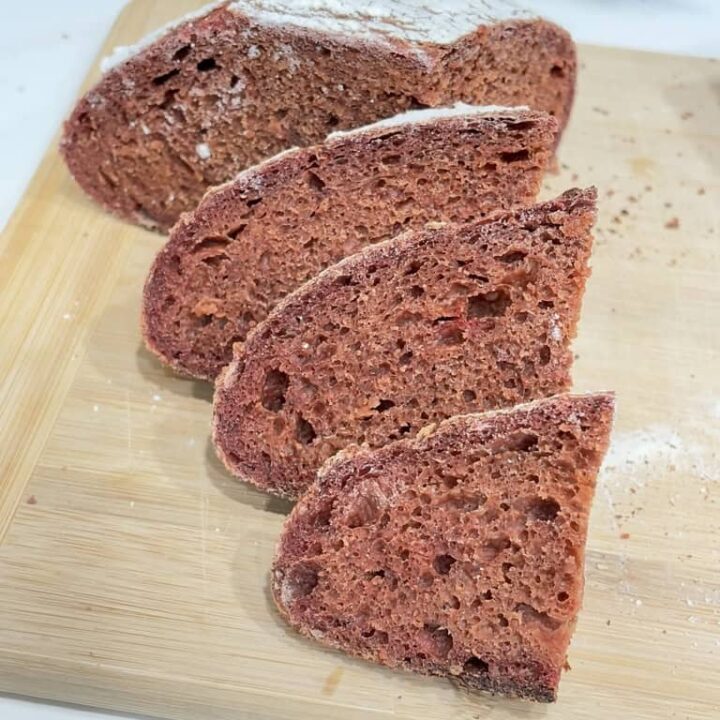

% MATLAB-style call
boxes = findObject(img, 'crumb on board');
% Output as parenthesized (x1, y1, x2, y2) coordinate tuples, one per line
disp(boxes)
(620, 532, 631, 540)
(698, 188, 705, 196)
(665, 217, 680, 230)
(26, 495, 37, 505)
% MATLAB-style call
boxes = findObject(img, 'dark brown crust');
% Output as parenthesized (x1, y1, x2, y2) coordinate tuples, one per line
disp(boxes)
(142, 109, 559, 380)
(213, 188, 598, 498)
(272, 393, 615, 702)
(60, 2, 576, 230)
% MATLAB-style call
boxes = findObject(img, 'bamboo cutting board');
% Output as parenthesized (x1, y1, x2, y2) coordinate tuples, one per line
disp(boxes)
(0, 2, 718, 718)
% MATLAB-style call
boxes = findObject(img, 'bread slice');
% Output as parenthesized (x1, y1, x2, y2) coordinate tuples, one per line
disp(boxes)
(142, 105, 559, 380)
(272, 392, 614, 702)
(61, 1, 576, 230)
(213, 188, 597, 498)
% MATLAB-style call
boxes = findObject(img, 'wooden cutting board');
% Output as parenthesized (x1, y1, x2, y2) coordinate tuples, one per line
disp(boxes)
(0, 2, 718, 718)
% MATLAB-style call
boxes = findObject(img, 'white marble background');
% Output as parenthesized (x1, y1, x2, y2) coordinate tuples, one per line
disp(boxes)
(0, 1, 718, 717)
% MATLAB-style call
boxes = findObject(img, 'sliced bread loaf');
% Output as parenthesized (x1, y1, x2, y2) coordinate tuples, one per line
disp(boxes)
(272, 392, 614, 702)
(61, 1, 576, 229)
(143, 105, 558, 380)
(213, 188, 597, 498)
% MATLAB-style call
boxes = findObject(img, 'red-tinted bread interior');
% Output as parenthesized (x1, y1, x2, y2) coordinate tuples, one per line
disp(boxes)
(273, 392, 614, 702)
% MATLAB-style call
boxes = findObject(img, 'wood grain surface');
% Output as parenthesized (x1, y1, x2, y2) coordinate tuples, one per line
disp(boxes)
(0, 2, 718, 718)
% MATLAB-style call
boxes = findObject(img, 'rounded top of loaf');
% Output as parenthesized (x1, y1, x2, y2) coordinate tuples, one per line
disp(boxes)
(101, 0, 535, 73)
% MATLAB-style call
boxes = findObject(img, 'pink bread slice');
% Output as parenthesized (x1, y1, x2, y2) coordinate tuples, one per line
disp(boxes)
(272, 392, 615, 702)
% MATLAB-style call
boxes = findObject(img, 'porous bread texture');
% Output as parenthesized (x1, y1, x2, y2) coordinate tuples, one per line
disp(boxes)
(212, 188, 598, 499)
(142, 107, 558, 380)
(272, 392, 615, 702)
(61, 1, 576, 229)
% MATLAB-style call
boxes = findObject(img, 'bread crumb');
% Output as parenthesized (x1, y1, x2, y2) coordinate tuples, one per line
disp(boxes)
(620, 532, 630, 540)
(26, 495, 37, 505)
(665, 217, 680, 230)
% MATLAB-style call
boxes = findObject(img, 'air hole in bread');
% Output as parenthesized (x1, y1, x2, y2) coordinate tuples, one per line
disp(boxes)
(467, 290, 511, 319)
(281, 563, 318, 604)
(192, 236, 230, 254)
(464, 657, 489, 675)
(373, 399, 395, 413)
(172, 45, 191, 62)
(498, 250, 527, 264)
(346, 494, 380, 528)
(515, 603, 562, 629)
(423, 625, 454, 658)
(152, 69, 180, 86)
(433, 554, 456, 575)
(197, 57, 218, 72)
(307, 171, 326, 192)
(500, 149, 530, 163)
(227, 223, 247, 239)
(261, 369, 289, 411)
(550, 65, 565, 78)
(463, 389, 477, 403)
(525, 496, 561, 522)
(492, 431, 539, 454)
(296, 415, 317, 445)
(539, 345, 551, 365)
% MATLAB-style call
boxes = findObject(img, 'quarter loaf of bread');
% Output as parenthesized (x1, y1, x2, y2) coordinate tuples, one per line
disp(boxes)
(143, 105, 558, 380)
(272, 392, 614, 702)
(61, 1, 576, 229)
(213, 188, 598, 498)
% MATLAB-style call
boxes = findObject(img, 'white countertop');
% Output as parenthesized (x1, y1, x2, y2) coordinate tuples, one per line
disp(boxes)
(1, 1, 717, 718)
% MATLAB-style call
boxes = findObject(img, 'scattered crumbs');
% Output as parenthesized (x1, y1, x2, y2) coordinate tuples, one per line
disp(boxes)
(620, 208, 629, 216)
(571, 173, 579, 182)
(561, 163, 570, 171)
(635, 599, 642, 607)
(93, 404, 100, 412)
(606, 189, 615, 197)
(698, 188, 705, 196)
(26, 495, 37, 505)
(592, 106, 609, 116)
(606, 619, 611, 626)
(665, 217, 680, 230)
(662, 629, 667, 634)
(644, 185, 653, 192)
(627, 195, 637, 203)
(668, 258, 678, 267)
(620, 532, 631, 540)
(664, 201, 673, 208)
(681, 111, 694, 120)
